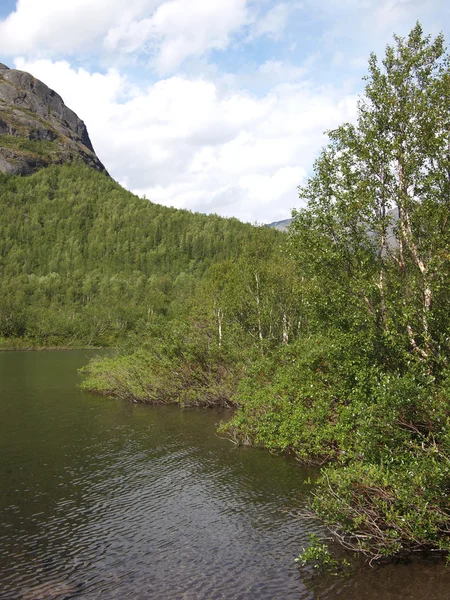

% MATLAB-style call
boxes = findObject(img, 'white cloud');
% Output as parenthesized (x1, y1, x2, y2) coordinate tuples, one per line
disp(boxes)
(4, 1, 445, 223)
(248, 2, 290, 41)
(0, 0, 251, 73)
(105, 0, 250, 72)
(372, 0, 429, 31)
(14, 59, 358, 223)
(0, 0, 140, 55)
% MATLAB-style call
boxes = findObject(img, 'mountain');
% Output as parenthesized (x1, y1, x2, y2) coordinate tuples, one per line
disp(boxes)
(267, 212, 399, 248)
(0, 63, 282, 348)
(267, 218, 293, 231)
(0, 63, 106, 175)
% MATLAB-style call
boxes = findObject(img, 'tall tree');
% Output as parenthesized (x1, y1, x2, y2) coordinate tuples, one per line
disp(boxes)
(293, 23, 450, 369)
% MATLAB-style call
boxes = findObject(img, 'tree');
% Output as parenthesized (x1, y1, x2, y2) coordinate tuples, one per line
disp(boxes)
(284, 23, 450, 559)
(293, 22, 450, 370)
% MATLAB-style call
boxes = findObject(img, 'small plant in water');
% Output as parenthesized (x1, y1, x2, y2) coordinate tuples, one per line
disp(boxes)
(296, 534, 349, 574)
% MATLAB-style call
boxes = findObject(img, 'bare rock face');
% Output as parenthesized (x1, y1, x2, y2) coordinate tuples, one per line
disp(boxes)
(0, 63, 107, 175)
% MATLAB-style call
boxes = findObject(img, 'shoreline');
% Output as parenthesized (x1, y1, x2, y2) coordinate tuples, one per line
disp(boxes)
(0, 343, 107, 352)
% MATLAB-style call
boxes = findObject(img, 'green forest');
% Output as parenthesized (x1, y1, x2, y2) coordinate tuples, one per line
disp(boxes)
(1, 24, 449, 561)
(0, 162, 274, 347)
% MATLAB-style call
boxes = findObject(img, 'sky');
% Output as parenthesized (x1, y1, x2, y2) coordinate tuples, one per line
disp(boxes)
(0, 1, 448, 223)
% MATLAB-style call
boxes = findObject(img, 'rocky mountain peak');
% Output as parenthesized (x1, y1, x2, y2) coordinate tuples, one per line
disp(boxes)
(0, 64, 107, 176)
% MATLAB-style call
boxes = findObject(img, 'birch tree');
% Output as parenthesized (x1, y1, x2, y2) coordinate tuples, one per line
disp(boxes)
(293, 23, 450, 368)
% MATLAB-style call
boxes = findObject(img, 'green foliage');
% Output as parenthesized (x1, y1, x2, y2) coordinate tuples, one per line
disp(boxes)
(0, 135, 57, 158)
(0, 161, 271, 347)
(219, 337, 345, 459)
(295, 534, 348, 573)
(77, 23, 450, 561)
(81, 317, 243, 407)
(219, 23, 450, 560)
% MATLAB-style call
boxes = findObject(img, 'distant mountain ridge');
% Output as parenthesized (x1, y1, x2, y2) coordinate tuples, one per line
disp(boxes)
(267, 218, 294, 231)
(0, 63, 106, 176)
(267, 211, 400, 247)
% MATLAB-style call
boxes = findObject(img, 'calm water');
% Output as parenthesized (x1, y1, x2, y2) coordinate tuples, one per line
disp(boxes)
(0, 351, 449, 600)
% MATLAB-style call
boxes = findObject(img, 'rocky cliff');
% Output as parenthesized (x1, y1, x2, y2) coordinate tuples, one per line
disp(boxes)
(0, 63, 106, 175)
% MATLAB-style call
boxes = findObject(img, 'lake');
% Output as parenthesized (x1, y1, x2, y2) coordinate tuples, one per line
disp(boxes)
(0, 350, 449, 599)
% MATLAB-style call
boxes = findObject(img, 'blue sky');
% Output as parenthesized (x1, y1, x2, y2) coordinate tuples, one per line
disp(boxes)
(0, 0, 448, 222)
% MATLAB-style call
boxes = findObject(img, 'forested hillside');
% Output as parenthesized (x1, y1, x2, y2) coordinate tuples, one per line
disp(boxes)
(0, 162, 275, 346)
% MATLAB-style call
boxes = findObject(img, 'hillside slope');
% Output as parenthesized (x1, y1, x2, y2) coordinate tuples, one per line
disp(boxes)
(0, 64, 281, 347)
(0, 162, 274, 346)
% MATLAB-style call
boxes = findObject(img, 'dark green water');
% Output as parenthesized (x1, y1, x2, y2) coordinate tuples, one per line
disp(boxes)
(0, 351, 449, 600)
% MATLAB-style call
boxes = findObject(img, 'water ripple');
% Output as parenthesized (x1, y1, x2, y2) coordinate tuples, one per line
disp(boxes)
(0, 352, 318, 599)
(2, 351, 448, 600)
